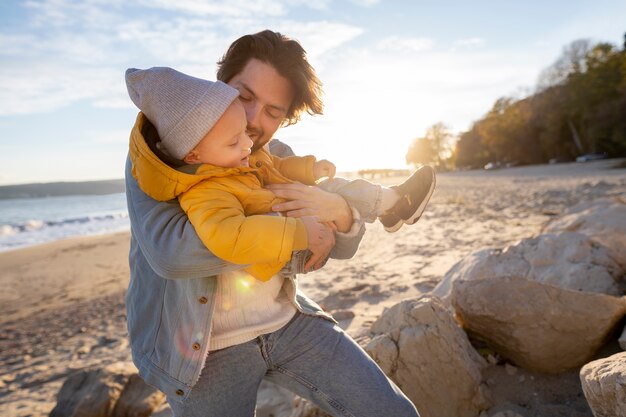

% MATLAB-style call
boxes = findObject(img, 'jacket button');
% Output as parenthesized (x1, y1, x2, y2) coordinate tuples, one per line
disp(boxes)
(199, 296, 208, 304)
(192, 342, 201, 351)
(255, 161, 262, 168)
(175, 389, 184, 396)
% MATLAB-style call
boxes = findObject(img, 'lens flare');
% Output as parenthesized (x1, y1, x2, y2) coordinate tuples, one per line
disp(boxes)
(174, 323, 204, 360)
(235, 274, 256, 293)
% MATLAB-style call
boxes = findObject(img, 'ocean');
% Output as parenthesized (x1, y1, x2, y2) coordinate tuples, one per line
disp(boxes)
(0, 193, 130, 252)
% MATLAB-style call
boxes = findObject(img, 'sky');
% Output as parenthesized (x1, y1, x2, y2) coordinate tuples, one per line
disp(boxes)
(0, 0, 625, 185)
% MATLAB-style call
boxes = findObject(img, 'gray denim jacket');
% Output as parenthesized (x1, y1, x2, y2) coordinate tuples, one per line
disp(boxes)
(124, 156, 365, 403)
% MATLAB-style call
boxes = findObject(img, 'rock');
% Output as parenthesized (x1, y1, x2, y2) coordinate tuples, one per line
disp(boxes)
(433, 232, 624, 307)
(491, 412, 525, 417)
(486, 354, 499, 365)
(365, 295, 490, 417)
(453, 275, 626, 373)
(289, 397, 333, 417)
(580, 351, 626, 417)
(50, 362, 166, 417)
(49, 362, 134, 417)
(256, 380, 296, 417)
(485, 403, 529, 417)
(77, 345, 91, 356)
(151, 406, 173, 417)
(331, 309, 355, 321)
(504, 363, 517, 376)
(544, 196, 626, 270)
(431, 247, 524, 306)
(113, 374, 167, 417)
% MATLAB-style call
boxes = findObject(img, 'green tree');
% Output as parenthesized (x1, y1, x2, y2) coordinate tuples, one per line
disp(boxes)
(425, 122, 453, 166)
(531, 86, 578, 160)
(453, 124, 492, 169)
(406, 122, 453, 167)
(406, 137, 436, 166)
(541, 40, 626, 155)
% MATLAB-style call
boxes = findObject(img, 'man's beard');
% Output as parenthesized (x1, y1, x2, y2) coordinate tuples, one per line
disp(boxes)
(248, 127, 268, 152)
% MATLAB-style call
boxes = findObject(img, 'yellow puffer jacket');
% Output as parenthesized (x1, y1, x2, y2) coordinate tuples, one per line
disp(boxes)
(129, 112, 318, 281)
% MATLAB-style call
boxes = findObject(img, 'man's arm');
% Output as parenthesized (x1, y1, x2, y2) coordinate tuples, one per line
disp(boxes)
(267, 139, 365, 259)
(267, 183, 355, 232)
(125, 155, 242, 279)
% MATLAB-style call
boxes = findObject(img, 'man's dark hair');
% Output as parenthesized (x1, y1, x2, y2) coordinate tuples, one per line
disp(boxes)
(217, 30, 323, 126)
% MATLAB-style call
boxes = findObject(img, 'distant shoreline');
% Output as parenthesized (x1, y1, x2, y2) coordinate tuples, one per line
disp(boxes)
(0, 179, 125, 199)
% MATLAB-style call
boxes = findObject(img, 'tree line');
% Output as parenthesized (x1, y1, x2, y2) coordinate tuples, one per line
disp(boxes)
(406, 35, 626, 169)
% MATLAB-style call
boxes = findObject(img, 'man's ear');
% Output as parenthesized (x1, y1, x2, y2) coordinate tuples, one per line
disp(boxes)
(183, 149, 200, 165)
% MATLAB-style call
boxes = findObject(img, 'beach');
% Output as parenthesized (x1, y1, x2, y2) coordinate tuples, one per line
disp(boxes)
(1, 159, 625, 416)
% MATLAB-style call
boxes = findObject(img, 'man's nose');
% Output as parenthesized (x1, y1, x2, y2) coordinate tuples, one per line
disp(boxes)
(244, 101, 261, 126)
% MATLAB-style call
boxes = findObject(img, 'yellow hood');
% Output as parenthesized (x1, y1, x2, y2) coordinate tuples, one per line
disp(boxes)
(129, 112, 255, 201)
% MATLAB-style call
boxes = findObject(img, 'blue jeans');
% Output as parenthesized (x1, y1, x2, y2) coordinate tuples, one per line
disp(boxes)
(168, 312, 419, 417)
(318, 177, 382, 223)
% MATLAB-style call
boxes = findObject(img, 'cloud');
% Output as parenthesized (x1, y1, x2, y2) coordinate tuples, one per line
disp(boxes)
(1, 0, 366, 116)
(273, 21, 364, 62)
(138, 0, 286, 17)
(86, 129, 132, 144)
(24, 0, 125, 29)
(0, 32, 121, 65)
(20, 0, 379, 24)
(455, 37, 485, 47)
(290, 0, 333, 10)
(115, 18, 230, 64)
(349, 0, 380, 6)
(0, 63, 122, 115)
(375, 36, 435, 52)
(277, 0, 381, 11)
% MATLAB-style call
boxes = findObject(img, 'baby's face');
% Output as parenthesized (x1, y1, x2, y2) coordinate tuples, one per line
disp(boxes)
(187, 99, 253, 168)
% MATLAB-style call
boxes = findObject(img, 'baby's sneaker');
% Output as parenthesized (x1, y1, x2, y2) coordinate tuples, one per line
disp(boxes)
(379, 210, 403, 232)
(379, 165, 436, 232)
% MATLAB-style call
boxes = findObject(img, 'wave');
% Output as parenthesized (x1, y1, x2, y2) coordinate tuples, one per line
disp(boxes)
(0, 212, 130, 251)
(0, 212, 129, 237)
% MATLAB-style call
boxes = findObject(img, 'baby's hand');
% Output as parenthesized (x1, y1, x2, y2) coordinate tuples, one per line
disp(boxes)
(313, 159, 336, 180)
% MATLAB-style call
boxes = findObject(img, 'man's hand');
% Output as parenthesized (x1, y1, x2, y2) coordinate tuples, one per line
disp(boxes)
(268, 183, 353, 232)
(301, 216, 336, 272)
(312, 159, 336, 180)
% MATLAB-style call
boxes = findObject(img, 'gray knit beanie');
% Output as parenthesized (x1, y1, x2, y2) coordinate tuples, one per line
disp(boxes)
(125, 67, 239, 160)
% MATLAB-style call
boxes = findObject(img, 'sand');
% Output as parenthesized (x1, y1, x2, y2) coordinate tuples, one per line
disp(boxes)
(1, 159, 625, 416)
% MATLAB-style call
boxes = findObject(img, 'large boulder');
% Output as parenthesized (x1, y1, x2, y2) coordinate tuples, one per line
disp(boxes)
(113, 373, 167, 417)
(432, 231, 624, 306)
(580, 351, 626, 417)
(50, 362, 166, 417)
(544, 196, 626, 270)
(453, 276, 626, 373)
(365, 295, 490, 417)
(620, 326, 626, 351)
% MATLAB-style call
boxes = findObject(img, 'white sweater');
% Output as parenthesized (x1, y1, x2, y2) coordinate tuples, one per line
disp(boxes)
(209, 271, 297, 351)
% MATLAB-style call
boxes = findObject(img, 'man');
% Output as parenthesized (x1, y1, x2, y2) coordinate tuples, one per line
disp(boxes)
(125, 30, 419, 416)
